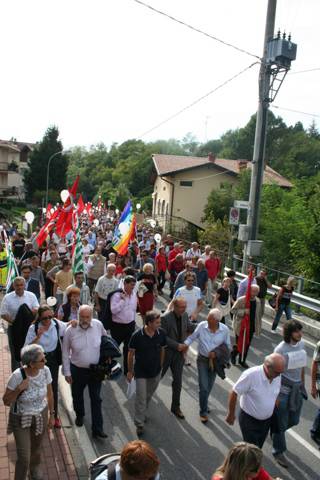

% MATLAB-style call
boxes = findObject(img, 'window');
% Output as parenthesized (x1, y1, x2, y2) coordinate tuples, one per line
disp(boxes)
(180, 180, 193, 187)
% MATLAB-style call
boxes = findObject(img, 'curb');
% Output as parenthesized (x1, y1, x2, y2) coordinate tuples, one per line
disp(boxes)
(264, 304, 320, 340)
(58, 375, 98, 479)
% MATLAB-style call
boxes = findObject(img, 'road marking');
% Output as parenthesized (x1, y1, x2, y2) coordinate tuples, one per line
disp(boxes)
(189, 346, 320, 460)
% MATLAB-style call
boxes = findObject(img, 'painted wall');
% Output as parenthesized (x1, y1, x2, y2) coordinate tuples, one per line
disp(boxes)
(153, 164, 239, 228)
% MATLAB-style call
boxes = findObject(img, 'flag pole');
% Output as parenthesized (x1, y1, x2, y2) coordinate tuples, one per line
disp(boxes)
(241, 328, 246, 362)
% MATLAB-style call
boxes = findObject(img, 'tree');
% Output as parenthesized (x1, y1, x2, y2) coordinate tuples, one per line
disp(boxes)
(24, 126, 68, 203)
(198, 220, 231, 257)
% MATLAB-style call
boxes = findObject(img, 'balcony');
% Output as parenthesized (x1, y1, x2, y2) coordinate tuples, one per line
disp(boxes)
(0, 162, 8, 172)
(0, 186, 18, 197)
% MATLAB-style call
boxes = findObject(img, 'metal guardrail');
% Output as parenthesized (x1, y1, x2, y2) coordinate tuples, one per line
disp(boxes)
(224, 267, 320, 315)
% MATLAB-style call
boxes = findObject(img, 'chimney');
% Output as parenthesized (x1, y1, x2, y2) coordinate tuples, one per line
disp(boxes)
(238, 159, 248, 171)
(208, 152, 216, 163)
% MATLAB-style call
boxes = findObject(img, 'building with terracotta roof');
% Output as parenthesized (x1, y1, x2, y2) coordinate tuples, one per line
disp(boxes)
(152, 153, 292, 229)
(0, 140, 35, 199)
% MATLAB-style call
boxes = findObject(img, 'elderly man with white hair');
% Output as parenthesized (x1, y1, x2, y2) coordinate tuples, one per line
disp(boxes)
(184, 308, 231, 423)
(230, 284, 261, 369)
(62, 305, 108, 438)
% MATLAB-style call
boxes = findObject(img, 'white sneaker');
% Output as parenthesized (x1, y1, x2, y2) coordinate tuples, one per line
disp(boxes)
(271, 329, 277, 334)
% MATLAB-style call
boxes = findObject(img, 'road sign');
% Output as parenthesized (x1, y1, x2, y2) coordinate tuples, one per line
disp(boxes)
(234, 200, 249, 209)
(229, 207, 240, 225)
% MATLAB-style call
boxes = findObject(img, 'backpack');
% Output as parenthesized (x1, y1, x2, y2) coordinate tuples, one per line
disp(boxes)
(89, 453, 120, 480)
(103, 289, 123, 330)
(35, 319, 62, 365)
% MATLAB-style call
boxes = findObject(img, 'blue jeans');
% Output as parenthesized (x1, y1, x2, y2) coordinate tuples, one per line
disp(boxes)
(272, 391, 303, 454)
(311, 408, 320, 436)
(70, 364, 103, 434)
(197, 356, 216, 416)
(272, 303, 292, 330)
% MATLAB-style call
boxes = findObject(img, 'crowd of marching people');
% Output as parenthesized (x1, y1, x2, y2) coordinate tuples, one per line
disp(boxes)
(0, 210, 319, 480)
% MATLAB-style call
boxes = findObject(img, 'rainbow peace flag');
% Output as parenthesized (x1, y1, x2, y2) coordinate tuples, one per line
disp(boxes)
(112, 200, 136, 255)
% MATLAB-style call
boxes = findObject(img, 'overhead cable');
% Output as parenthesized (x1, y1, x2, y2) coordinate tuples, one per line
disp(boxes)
(272, 105, 320, 118)
(132, 0, 261, 61)
(289, 67, 320, 75)
(137, 62, 260, 138)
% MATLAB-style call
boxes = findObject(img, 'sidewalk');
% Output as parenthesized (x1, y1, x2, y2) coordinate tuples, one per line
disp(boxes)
(0, 332, 79, 480)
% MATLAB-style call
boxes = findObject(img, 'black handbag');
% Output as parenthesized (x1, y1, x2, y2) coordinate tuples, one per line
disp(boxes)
(268, 293, 277, 309)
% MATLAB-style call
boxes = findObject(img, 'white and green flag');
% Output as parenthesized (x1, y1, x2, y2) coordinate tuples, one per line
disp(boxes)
(72, 212, 84, 275)
(4, 231, 19, 292)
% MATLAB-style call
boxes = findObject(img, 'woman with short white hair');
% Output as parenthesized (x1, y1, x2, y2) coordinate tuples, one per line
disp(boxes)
(137, 263, 157, 322)
(3, 344, 54, 480)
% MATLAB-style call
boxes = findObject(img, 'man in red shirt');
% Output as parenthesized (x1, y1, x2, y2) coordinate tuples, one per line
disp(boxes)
(168, 254, 184, 299)
(168, 243, 181, 263)
(205, 250, 221, 306)
(155, 246, 167, 295)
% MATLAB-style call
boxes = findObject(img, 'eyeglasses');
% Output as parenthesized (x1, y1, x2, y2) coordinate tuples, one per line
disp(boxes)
(41, 315, 53, 320)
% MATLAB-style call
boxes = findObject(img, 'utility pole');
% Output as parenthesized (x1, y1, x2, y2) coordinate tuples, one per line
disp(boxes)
(242, 0, 277, 271)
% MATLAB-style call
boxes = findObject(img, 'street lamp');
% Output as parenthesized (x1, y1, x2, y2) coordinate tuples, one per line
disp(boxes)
(45, 150, 69, 207)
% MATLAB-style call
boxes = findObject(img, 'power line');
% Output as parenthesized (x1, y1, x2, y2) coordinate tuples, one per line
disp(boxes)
(289, 67, 320, 75)
(137, 62, 259, 138)
(272, 105, 320, 118)
(132, 0, 261, 61)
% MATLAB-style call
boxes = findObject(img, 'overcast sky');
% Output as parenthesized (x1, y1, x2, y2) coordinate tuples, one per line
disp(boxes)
(1, 0, 319, 148)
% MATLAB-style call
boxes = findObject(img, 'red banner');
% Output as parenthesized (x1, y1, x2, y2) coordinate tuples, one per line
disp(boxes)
(237, 267, 254, 361)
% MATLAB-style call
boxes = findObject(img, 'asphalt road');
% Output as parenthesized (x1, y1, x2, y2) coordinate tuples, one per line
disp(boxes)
(82, 294, 320, 480)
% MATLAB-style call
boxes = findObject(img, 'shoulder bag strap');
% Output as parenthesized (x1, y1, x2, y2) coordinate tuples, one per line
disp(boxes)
(13, 368, 27, 413)
(108, 462, 117, 480)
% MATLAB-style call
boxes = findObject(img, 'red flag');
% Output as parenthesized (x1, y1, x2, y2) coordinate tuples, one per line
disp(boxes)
(55, 176, 80, 237)
(36, 208, 60, 246)
(46, 203, 53, 220)
(86, 202, 94, 221)
(237, 267, 254, 361)
(67, 176, 79, 206)
(77, 194, 85, 214)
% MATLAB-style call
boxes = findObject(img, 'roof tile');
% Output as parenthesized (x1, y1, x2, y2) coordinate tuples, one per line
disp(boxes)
(152, 154, 292, 188)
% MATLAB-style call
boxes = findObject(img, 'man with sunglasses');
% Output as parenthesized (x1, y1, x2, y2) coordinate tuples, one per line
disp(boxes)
(172, 272, 203, 324)
(225, 353, 285, 448)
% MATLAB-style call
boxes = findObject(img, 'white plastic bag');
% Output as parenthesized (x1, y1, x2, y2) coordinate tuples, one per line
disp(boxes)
(126, 378, 136, 399)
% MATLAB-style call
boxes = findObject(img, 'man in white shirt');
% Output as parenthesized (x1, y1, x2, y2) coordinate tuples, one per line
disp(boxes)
(62, 305, 108, 438)
(184, 309, 231, 423)
(186, 242, 201, 260)
(172, 272, 203, 323)
(0, 276, 39, 370)
(237, 268, 257, 298)
(94, 263, 119, 324)
(272, 320, 306, 468)
(225, 353, 285, 448)
(110, 276, 137, 375)
(201, 245, 211, 262)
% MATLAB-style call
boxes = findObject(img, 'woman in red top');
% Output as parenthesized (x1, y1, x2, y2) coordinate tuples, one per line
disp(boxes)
(155, 246, 167, 294)
(212, 442, 282, 480)
(137, 263, 158, 322)
(115, 256, 124, 278)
